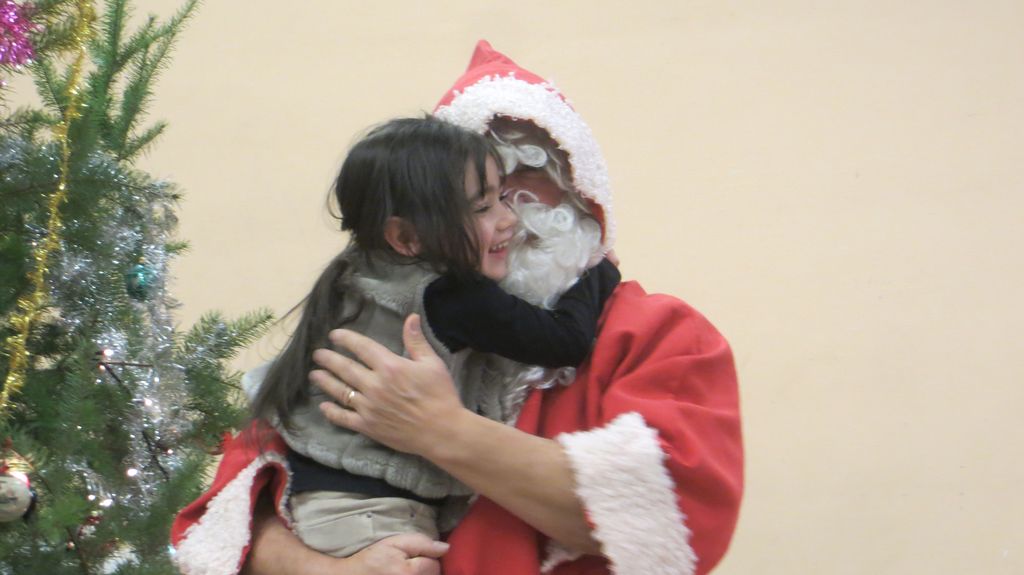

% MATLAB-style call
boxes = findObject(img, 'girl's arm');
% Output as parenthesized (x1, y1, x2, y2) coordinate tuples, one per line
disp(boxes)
(312, 315, 600, 553)
(425, 258, 620, 368)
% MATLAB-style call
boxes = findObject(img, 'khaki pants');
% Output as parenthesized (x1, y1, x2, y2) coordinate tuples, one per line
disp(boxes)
(288, 490, 440, 558)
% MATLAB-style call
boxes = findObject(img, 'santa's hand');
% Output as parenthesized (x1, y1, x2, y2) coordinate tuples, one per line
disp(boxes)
(349, 533, 447, 575)
(312, 314, 466, 457)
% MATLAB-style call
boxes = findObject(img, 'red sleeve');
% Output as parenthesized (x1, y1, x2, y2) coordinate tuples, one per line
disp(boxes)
(555, 285, 743, 575)
(171, 423, 291, 575)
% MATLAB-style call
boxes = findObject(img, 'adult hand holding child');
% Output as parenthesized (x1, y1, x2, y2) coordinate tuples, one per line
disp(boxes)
(312, 314, 463, 457)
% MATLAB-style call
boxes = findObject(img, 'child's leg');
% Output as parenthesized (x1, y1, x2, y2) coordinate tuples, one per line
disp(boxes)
(288, 490, 439, 558)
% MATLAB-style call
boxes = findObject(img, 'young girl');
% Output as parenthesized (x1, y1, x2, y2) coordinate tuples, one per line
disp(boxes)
(249, 116, 619, 557)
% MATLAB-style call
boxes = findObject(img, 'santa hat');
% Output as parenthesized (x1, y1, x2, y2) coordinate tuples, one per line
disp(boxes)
(434, 40, 615, 249)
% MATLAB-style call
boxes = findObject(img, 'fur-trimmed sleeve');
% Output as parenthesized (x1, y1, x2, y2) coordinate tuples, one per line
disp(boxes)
(171, 424, 292, 575)
(554, 287, 744, 575)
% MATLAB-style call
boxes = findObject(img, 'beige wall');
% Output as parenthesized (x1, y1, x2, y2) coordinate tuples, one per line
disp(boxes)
(11, 1, 1024, 572)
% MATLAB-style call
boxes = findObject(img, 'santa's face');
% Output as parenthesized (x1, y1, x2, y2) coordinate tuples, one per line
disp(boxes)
(504, 167, 566, 208)
(483, 119, 604, 305)
(499, 178, 603, 308)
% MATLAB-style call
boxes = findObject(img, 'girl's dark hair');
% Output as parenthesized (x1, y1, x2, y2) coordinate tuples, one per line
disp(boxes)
(250, 116, 499, 431)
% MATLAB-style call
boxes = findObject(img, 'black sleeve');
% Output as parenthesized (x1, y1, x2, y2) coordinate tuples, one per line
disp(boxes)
(424, 258, 621, 368)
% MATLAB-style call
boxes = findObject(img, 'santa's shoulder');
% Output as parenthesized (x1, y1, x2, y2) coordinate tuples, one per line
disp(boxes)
(598, 280, 731, 356)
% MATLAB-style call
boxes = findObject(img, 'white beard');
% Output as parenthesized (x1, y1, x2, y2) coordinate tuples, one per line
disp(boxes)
(500, 194, 604, 307)
(489, 195, 605, 423)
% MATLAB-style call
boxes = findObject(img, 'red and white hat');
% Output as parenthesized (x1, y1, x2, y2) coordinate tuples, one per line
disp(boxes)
(434, 40, 615, 249)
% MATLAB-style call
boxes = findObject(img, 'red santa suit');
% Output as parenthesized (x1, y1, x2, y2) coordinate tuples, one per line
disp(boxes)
(171, 40, 743, 575)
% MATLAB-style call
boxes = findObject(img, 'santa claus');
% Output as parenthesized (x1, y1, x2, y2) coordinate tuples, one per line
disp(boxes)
(172, 41, 743, 575)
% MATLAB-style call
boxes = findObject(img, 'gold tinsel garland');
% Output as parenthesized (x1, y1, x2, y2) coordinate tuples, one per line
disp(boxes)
(1, 1, 96, 418)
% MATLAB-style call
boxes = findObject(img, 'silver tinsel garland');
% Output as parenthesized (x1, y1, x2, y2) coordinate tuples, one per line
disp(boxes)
(3, 136, 192, 513)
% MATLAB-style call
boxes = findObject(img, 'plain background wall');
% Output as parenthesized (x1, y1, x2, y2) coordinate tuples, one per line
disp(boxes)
(7, 1, 1023, 573)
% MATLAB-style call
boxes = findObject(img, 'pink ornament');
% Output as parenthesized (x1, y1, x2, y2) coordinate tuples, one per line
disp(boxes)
(0, 0, 37, 66)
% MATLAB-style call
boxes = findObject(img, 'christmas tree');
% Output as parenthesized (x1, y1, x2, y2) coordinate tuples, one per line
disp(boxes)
(0, 1, 272, 572)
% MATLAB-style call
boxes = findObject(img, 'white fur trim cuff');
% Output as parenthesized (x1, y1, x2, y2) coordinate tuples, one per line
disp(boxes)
(556, 413, 696, 575)
(435, 74, 615, 249)
(174, 453, 289, 575)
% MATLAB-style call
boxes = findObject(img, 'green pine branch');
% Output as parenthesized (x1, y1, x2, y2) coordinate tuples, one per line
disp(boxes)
(0, 108, 60, 140)
(176, 309, 274, 444)
(30, 58, 67, 118)
(110, 0, 198, 161)
(121, 120, 166, 160)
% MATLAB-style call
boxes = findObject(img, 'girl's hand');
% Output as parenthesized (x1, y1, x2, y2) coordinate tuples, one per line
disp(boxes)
(310, 314, 467, 457)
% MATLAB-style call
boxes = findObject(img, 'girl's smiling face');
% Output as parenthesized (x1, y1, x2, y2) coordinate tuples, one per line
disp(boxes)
(466, 155, 517, 281)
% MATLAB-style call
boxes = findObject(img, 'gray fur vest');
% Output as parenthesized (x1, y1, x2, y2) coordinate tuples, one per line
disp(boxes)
(244, 248, 511, 499)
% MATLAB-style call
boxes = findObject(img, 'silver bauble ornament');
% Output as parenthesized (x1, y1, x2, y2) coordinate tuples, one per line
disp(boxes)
(0, 472, 34, 522)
